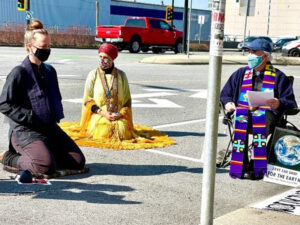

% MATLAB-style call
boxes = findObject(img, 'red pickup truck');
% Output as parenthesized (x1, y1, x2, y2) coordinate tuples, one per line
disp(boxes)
(95, 17, 183, 54)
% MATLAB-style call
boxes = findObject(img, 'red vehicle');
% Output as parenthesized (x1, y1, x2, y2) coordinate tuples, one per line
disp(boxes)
(95, 17, 183, 54)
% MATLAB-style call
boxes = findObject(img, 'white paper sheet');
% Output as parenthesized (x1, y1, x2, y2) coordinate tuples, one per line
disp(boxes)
(247, 90, 274, 107)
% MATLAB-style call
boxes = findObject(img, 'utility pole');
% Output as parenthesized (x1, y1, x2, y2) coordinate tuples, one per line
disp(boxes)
(187, 0, 193, 57)
(242, 0, 250, 55)
(200, 0, 226, 224)
(182, 0, 189, 53)
(171, 0, 174, 28)
(267, 0, 271, 35)
(27, 0, 30, 24)
(96, 1, 99, 27)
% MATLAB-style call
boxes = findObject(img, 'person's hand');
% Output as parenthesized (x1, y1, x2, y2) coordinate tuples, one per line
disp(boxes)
(225, 102, 236, 113)
(266, 98, 280, 109)
(99, 111, 122, 121)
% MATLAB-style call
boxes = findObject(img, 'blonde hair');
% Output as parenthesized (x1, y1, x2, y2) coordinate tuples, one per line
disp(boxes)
(24, 19, 48, 52)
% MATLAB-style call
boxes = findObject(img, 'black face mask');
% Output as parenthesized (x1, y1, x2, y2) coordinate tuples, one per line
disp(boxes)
(33, 46, 51, 62)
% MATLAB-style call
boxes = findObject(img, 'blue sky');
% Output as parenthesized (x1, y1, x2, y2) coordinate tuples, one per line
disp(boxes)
(134, 0, 208, 10)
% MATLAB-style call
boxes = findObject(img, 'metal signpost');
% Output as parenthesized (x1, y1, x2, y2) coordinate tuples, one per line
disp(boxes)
(200, 0, 226, 225)
(187, 0, 193, 58)
(182, 0, 189, 53)
(242, 0, 250, 55)
(96, 1, 99, 27)
(198, 15, 205, 44)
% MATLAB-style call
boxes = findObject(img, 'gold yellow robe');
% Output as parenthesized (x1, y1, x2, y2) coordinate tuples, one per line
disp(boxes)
(60, 67, 174, 150)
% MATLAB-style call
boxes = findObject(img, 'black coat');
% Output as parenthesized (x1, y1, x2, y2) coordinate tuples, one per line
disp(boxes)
(0, 57, 64, 147)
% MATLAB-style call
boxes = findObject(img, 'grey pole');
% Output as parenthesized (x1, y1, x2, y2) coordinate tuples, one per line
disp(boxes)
(199, 23, 202, 44)
(242, 0, 250, 55)
(187, 0, 193, 57)
(267, 0, 271, 35)
(171, 0, 174, 28)
(27, 0, 30, 25)
(96, 1, 99, 27)
(182, 0, 189, 53)
(200, 0, 226, 225)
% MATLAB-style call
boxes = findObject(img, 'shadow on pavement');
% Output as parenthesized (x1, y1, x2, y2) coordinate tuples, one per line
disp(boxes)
(164, 131, 227, 137)
(0, 179, 141, 204)
(86, 163, 227, 176)
(137, 84, 189, 92)
(0, 163, 228, 203)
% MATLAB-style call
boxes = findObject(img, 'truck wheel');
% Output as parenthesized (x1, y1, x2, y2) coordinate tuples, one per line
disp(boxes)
(129, 37, 141, 53)
(174, 40, 183, 54)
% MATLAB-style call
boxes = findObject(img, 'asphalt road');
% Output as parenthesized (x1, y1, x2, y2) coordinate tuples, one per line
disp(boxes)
(0, 47, 299, 225)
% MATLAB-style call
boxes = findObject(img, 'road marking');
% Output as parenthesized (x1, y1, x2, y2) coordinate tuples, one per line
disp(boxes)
(64, 97, 182, 108)
(0, 75, 6, 81)
(63, 88, 210, 108)
(146, 149, 202, 163)
(149, 116, 223, 163)
(131, 92, 177, 98)
(58, 74, 81, 78)
(48, 59, 72, 64)
(133, 98, 182, 108)
(153, 119, 207, 129)
(189, 89, 208, 98)
(143, 88, 187, 92)
(63, 98, 82, 103)
(63, 90, 183, 108)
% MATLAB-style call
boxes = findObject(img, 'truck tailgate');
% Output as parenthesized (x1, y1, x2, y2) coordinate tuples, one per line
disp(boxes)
(96, 26, 121, 38)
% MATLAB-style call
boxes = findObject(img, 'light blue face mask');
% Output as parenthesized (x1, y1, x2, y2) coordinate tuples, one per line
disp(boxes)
(247, 53, 263, 69)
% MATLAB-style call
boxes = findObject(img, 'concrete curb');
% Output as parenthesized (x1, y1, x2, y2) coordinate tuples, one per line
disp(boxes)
(213, 207, 298, 225)
(140, 54, 300, 65)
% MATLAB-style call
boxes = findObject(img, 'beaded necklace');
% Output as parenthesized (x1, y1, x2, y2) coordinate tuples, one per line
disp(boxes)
(98, 67, 119, 112)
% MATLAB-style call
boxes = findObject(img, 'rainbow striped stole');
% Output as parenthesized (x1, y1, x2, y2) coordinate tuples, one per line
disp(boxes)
(229, 64, 276, 179)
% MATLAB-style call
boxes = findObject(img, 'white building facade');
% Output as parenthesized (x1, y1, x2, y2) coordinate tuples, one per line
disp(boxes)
(224, 0, 300, 40)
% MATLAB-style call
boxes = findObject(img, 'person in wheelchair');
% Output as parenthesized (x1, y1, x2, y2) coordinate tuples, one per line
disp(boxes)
(220, 38, 298, 180)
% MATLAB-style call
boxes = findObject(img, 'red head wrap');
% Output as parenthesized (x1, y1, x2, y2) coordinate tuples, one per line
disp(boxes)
(98, 43, 118, 60)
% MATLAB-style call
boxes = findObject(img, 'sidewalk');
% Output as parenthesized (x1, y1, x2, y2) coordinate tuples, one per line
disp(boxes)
(213, 207, 299, 225)
(140, 53, 300, 65)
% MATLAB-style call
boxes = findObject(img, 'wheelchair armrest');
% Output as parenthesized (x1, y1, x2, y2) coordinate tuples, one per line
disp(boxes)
(283, 108, 300, 116)
(222, 112, 234, 125)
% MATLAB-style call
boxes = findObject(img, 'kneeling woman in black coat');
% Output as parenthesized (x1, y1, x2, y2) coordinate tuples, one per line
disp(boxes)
(0, 19, 85, 175)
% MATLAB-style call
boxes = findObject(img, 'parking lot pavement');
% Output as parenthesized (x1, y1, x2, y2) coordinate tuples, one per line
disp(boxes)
(0, 47, 299, 225)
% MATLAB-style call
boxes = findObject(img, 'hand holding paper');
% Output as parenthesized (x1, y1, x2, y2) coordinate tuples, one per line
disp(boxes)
(247, 90, 274, 107)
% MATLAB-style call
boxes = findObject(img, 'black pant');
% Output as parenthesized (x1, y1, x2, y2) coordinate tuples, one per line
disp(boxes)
(7, 125, 85, 175)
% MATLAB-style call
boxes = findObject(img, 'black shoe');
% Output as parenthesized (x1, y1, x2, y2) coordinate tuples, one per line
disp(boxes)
(242, 171, 254, 179)
(243, 171, 264, 180)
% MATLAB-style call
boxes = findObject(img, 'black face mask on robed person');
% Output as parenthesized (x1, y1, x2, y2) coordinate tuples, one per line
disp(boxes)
(32, 46, 51, 62)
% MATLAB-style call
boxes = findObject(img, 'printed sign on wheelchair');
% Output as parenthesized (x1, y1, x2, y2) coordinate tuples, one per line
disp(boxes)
(264, 127, 300, 187)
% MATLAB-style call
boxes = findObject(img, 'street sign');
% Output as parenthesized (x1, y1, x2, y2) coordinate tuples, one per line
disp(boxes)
(198, 15, 205, 25)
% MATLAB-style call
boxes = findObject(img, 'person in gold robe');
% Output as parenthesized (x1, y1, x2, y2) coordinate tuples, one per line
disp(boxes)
(60, 43, 174, 150)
